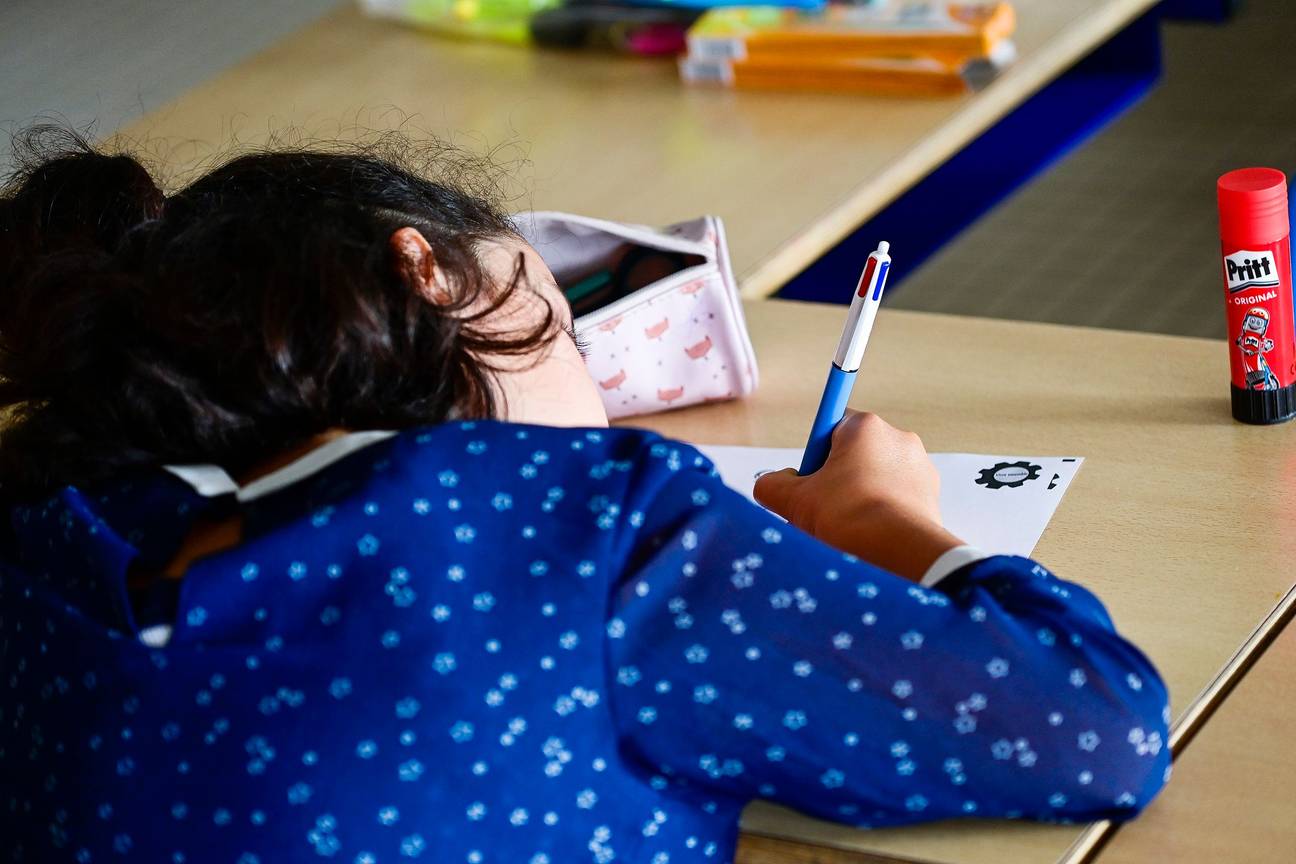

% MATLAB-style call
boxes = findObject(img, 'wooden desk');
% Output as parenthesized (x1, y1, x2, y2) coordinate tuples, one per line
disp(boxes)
(119, 0, 1157, 299)
(1096, 613, 1296, 864)
(632, 301, 1296, 864)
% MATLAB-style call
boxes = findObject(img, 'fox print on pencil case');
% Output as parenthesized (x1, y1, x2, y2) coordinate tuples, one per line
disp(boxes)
(644, 318, 670, 340)
(658, 385, 685, 403)
(600, 369, 628, 390)
(685, 335, 713, 359)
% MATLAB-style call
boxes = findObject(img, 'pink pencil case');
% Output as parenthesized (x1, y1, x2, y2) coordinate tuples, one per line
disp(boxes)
(515, 211, 759, 420)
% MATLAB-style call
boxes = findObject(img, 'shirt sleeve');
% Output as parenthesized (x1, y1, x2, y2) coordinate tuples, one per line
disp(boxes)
(605, 446, 1171, 829)
(921, 544, 988, 588)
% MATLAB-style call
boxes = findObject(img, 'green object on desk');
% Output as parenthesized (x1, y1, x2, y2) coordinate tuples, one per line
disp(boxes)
(361, 0, 562, 44)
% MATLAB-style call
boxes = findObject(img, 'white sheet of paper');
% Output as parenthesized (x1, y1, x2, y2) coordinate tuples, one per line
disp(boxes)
(695, 445, 1083, 558)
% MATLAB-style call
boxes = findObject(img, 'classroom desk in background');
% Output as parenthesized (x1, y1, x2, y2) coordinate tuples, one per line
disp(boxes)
(1096, 614, 1296, 864)
(630, 301, 1296, 864)
(120, 0, 1160, 301)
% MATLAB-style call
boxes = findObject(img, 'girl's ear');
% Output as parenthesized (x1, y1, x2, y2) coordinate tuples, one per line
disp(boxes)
(389, 226, 452, 305)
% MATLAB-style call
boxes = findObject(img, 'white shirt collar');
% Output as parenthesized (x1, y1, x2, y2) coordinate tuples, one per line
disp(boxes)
(162, 430, 397, 503)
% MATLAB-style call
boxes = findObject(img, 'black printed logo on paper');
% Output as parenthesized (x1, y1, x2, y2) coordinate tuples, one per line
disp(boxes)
(975, 461, 1042, 490)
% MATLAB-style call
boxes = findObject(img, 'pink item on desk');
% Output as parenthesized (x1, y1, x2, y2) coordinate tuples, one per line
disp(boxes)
(515, 211, 759, 420)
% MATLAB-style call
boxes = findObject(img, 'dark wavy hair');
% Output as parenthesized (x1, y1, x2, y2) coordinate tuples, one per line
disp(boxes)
(0, 127, 556, 501)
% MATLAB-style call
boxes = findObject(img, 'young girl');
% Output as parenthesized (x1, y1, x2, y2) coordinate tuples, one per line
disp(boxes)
(0, 129, 1169, 864)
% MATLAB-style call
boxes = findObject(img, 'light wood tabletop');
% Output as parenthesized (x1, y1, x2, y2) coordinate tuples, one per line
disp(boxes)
(119, 0, 1157, 300)
(1096, 613, 1296, 864)
(630, 300, 1296, 864)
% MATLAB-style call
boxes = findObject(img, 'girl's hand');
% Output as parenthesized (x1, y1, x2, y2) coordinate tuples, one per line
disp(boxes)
(753, 411, 963, 583)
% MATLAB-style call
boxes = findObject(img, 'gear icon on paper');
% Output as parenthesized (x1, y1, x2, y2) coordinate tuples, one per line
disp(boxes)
(975, 461, 1042, 490)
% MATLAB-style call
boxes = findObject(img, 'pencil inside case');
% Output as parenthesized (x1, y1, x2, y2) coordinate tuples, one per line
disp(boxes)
(560, 242, 705, 318)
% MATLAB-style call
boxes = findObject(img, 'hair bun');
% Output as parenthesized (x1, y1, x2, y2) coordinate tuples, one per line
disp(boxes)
(1, 126, 164, 261)
(0, 127, 162, 410)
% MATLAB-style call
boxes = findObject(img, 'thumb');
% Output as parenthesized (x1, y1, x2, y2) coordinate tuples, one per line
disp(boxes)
(753, 467, 801, 516)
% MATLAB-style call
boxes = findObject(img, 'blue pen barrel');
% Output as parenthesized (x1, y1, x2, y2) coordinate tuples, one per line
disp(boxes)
(799, 364, 858, 475)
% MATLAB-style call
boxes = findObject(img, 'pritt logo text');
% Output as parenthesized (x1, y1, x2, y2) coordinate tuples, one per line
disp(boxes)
(1225, 249, 1280, 293)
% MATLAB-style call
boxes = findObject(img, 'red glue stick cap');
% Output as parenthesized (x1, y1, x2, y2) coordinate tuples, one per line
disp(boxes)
(1218, 167, 1289, 246)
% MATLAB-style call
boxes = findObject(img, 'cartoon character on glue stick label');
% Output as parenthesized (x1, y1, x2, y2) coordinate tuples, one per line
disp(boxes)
(1236, 307, 1280, 390)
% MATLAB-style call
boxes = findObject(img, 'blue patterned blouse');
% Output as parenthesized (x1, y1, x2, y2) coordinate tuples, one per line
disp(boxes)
(0, 421, 1170, 864)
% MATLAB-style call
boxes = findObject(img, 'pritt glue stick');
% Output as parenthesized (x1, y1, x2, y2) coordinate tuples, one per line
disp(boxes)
(1217, 167, 1296, 424)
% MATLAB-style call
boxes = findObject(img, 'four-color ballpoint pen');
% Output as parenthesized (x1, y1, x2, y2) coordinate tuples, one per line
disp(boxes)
(798, 241, 892, 475)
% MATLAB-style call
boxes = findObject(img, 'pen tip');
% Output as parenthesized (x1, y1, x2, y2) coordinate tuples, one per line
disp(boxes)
(876, 241, 890, 255)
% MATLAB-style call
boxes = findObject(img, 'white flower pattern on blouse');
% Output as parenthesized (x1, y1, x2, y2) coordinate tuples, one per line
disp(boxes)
(0, 422, 1170, 864)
